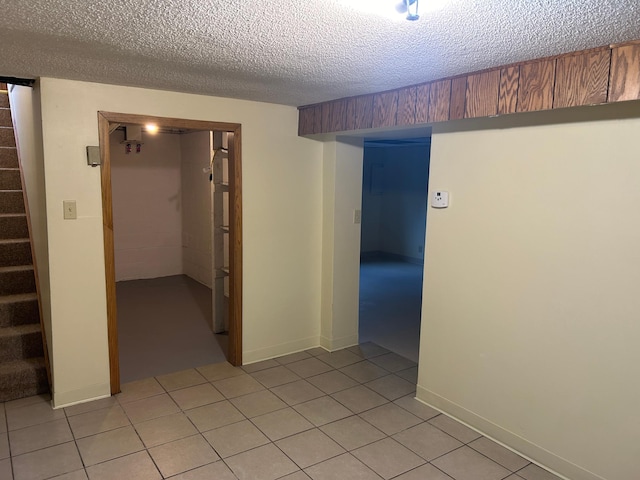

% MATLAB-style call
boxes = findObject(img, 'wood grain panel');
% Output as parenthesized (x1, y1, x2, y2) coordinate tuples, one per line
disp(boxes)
(517, 59, 556, 112)
(329, 99, 348, 132)
(609, 44, 640, 102)
(498, 67, 519, 114)
(373, 91, 399, 128)
(298, 107, 315, 135)
(354, 95, 374, 130)
(312, 105, 322, 134)
(227, 129, 243, 366)
(428, 80, 452, 123)
(396, 87, 417, 126)
(345, 95, 375, 131)
(554, 50, 610, 108)
(465, 70, 500, 118)
(98, 113, 120, 394)
(345, 98, 357, 131)
(320, 103, 331, 133)
(298, 40, 640, 135)
(415, 83, 430, 123)
(449, 77, 467, 120)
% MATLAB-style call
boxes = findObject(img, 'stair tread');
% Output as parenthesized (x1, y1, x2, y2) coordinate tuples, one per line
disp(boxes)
(0, 292, 37, 304)
(0, 323, 41, 337)
(0, 189, 22, 193)
(0, 265, 34, 273)
(0, 357, 45, 375)
(0, 213, 26, 218)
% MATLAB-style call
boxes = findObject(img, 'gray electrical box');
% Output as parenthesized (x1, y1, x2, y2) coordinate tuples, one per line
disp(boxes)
(86, 146, 100, 167)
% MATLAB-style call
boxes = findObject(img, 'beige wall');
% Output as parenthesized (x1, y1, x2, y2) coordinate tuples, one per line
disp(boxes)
(38, 78, 323, 407)
(111, 130, 183, 281)
(7, 84, 53, 378)
(180, 131, 213, 287)
(320, 139, 363, 351)
(418, 116, 640, 480)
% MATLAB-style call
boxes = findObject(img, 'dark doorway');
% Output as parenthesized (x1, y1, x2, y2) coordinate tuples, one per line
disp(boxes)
(359, 138, 430, 362)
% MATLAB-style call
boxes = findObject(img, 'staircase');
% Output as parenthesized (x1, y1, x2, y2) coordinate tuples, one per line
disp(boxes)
(0, 83, 49, 401)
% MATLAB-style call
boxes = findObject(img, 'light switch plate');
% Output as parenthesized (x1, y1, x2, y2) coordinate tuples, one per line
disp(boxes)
(63, 200, 77, 219)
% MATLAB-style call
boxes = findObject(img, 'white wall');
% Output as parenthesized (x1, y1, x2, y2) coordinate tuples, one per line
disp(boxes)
(361, 144, 429, 262)
(418, 116, 640, 480)
(180, 131, 213, 288)
(38, 78, 323, 407)
(110, 130, 183, 281)
(7, 84, 53, 377)
(320, 139, 363, 351)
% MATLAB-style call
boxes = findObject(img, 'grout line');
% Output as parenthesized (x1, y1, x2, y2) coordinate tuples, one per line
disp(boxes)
(2, 346, 535, 480)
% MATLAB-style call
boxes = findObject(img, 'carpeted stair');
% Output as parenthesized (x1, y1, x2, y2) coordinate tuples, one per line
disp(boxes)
(0, 84, 49, 401)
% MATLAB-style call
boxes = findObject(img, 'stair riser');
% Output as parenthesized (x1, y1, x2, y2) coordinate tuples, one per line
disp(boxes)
(0, 191, 25, 214)
(0, 127, 16, 148)
(0, 269, 35, 296)
(0, 147, 18, 168)
(0, 363, 48, 402)
(0, 94, 8, 109)
(0, 109, 11, 128)
(0, 169, 21, 190)
(0, 241, 32, 267)
(0, 331, 43, 362)
(0, 215, 28, 239)
(0, 299, 39, 328)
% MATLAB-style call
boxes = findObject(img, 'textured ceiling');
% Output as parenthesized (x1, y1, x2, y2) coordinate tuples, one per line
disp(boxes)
(0, 0, 639, 106)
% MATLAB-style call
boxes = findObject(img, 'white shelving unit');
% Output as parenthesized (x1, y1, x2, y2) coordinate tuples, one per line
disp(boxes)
(212, 131, 230, 334)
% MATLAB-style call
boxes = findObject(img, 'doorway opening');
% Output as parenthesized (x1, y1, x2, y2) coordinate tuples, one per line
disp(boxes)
(98, 112, 242, 394)
(358, 138, 430, 362)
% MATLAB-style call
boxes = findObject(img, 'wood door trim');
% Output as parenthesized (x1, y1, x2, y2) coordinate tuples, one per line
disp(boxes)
(98, 112, 243, 395)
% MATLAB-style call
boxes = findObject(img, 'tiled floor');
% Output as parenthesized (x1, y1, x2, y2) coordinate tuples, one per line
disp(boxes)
(0, 343, 562, 480)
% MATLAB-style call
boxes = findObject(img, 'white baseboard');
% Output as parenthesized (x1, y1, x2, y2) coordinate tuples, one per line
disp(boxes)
(242, 336, 321, 364)
(52, 382, 111, 409)
(416, 386, 606, 480)
(320, 334, 358, 352)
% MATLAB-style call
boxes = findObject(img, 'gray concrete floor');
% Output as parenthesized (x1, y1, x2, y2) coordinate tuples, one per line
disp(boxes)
(117, 275, 227, 383)
(359, 259, 423, 363)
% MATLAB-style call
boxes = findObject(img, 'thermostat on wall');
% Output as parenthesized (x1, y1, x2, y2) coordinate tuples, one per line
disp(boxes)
(431, 191, 449, 208)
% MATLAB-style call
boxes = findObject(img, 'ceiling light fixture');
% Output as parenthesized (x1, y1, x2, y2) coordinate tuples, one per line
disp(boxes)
(340, 0, 448, 21)
(396, 0, 419, 21)
(145, 123, 159, 134)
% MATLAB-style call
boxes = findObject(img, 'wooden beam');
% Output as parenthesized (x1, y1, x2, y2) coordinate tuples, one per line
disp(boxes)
(554, 50, 610, 108)
(397, 87, 417, 126)
(298, 39, 640, 135)
(373, 91, 399, 128)
(609, 44, 640, 102)
(428, 80, 452, 123)
(466, 70, 500, 118)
